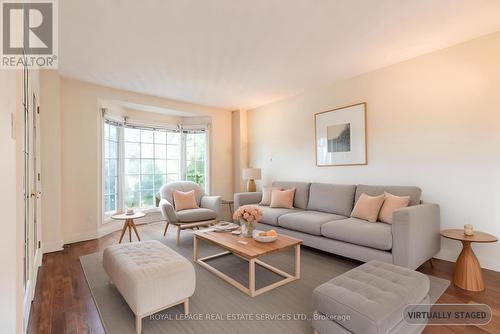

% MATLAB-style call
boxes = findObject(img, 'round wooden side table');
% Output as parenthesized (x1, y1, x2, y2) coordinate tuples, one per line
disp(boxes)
(440, 229, 497, 292)
(111, 212, 146, 243)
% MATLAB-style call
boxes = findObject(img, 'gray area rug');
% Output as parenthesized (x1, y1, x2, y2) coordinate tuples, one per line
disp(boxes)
(80, 226, 450, 334)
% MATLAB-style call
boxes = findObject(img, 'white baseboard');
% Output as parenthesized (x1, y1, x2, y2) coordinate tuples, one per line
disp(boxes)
(63, 230, 98, 245)
(42, 240, 64, 254)
(23, 280, 31, 334)
(97, 220, 124, 238)
(23, 249, 43, 333)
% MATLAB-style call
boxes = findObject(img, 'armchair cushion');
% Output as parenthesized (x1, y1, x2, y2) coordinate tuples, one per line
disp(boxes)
(176, 208, 217, 223)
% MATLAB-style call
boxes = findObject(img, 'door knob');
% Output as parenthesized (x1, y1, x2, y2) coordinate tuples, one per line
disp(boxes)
(30, 191, 42, 198)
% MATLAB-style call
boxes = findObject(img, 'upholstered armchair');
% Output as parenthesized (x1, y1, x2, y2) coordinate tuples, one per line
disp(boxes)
(159, 181, 221, 245)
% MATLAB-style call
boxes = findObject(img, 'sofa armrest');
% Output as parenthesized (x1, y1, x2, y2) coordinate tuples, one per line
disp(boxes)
(159, 199, 178, 224)
(392, 202, 440, 270)
(234, 192, 262, 209)
(200, 195, 222, 220)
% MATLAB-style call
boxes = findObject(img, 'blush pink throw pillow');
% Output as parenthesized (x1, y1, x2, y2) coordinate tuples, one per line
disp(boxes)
(378, 192, 410, 224)
(350, 193, 385, 223)
(270, 188, 296, 209)
(172, 190, 199, 211)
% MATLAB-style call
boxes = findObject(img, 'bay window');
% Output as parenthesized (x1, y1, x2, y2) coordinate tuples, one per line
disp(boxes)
(102, 118, 208, 218)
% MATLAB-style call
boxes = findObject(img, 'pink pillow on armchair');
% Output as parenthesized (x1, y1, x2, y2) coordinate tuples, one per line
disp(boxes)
(172, 190, 199, 211)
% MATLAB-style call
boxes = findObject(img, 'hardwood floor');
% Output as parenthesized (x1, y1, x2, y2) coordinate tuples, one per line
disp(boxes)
(28, 222, 500, 334)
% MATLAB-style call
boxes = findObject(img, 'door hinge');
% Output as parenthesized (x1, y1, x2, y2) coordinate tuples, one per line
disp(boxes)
(38, 241, 41, 249)
(37, 106, 40, 114)
(38, 173, 41, 181)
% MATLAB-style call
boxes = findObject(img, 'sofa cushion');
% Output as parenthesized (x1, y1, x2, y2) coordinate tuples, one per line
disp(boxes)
(258, 205, 301, 226)
(176, 208, 216, 223)
(307, 183, 356, 216)
(355, 184, 422, 206)
(278, 211, 346, 236)
(272, 181, 311, 209)
(321, 218, 393, 250)
(313, 260, 429, 334)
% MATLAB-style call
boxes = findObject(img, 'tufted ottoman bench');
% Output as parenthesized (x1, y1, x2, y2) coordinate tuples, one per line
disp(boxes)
(312, 260, 430, 334)
(103, 240, 195, 334)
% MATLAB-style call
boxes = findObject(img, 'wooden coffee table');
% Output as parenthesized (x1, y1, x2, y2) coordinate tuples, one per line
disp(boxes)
(193, 230, 302, 297)
(440, 229, 497, 291)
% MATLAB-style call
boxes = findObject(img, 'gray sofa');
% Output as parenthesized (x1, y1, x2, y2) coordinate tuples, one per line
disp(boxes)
(234, 181, 440, 270)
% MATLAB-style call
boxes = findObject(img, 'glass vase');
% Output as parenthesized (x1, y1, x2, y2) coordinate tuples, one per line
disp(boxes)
(240, 219, 255, 238)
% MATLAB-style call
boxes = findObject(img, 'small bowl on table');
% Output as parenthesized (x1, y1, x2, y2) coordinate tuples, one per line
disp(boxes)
(253, 230, 278, 243)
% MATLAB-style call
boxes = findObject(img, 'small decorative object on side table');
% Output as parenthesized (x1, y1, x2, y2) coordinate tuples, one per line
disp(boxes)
(111, 211, 146, 243)
(440, 229, 497, 291)
(233, 205, 263, 237)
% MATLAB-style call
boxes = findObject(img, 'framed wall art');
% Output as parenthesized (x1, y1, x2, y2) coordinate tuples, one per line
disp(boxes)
(314, 102, 367, 166)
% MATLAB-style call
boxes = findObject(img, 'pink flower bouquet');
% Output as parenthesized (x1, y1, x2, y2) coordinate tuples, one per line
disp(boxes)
(233, 205, 263, 237)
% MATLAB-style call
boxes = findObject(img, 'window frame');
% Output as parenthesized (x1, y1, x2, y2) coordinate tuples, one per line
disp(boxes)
(181, 127, 209, 192)
(101, 117, 209, 222)
(122, 125, 181, 210)
(102, 119, 123, 219)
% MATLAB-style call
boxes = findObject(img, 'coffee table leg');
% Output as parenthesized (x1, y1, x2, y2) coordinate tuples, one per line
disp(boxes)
(118, 221, 128, 243)
(454, 240, 484, 291)
(294, 244, 301, 279)
(128, 220, 132, 242)
(193, 235, 198, 261)
(249, 259, 256, 297)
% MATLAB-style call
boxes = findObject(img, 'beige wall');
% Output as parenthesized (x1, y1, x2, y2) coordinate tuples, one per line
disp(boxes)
(248, 32, 500, 271)
(40, 75, 233, 245)
(40, 71, 63, 253)
(232, 109, 249, 193)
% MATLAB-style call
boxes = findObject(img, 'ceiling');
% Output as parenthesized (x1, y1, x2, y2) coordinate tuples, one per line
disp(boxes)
(59, 0, 500, 110)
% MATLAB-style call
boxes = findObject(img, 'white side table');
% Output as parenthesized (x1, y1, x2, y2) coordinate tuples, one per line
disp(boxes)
(111, 212, 146, 243)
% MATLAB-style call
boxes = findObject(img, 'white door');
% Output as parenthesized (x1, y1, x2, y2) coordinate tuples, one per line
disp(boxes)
(22, 66, 42, 329)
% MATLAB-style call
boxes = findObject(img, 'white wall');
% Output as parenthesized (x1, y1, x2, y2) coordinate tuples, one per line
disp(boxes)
(248, 32, 500, 271)
(0, 69, 20, 334)
(40, 75, 233, 246)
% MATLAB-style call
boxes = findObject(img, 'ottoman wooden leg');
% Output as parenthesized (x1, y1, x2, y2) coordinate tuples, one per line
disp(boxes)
(136, 315, 142, 334)
(184, 298, 189, 315)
